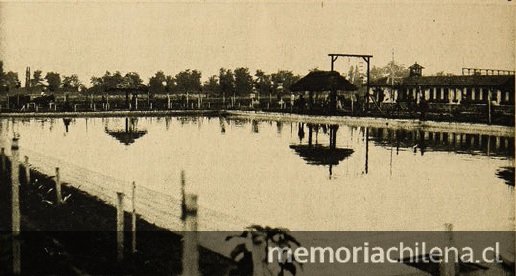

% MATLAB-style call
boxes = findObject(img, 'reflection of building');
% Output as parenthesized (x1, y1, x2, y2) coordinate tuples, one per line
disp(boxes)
(290, 123, 354, 178)
(370, 63, 515, 106)
(105, 118, 147, 145)
(367, 127, 514, 158)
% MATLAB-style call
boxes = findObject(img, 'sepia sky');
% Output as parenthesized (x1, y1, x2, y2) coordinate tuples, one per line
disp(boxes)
(0, 0, 514, 85)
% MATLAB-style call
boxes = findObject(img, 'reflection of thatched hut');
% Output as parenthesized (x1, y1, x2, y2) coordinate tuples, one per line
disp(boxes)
(289, 145, 353, 166)
(290, 124, 353, 177)
(290, 71, 357, 111)
(105, 117, 147, 145)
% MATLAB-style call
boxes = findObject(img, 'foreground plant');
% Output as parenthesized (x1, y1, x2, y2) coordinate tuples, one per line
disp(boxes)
(226, 225, 302, 276)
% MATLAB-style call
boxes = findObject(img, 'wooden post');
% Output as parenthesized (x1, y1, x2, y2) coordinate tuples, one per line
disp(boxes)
(11, 135, 21, 275)
(116, 192, 125, 263)
(181, 170, 186, 221)
(11, 136, 20, 235)
(1, 148, 5, 174)
(24, 156, 30, 185)
(167, 94, 171, 109)
(131, 181, 136, 254)
(182, 193, 199, 276)
(439, 223, 456, 276)
(55, 167, 62, 204)
(488, 89, 492, 124)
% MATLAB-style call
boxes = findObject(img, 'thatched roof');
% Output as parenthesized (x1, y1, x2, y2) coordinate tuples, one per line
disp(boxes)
(290, 71, 357, 92)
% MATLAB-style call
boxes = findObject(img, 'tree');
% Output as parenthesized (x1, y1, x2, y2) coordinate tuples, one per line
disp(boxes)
(62, 74, 81, 91)
(174, 69, 201, 94)
(45, 72, 61, 92)
(123, 72, 143, 87)
(3, 71, 21, 90)
(271, 70, 300, 94)
(31, 70, 43, 87)
(234, 67, 253, 96)
(254, 70, 272, 96)
(102, 71, 124, 90)
(369, 61, 409, 82)
(149, 71, 167, 94)
(219, 68, 235, 96)
(347, 65, 364, 87)
(203, 75, 220, 95)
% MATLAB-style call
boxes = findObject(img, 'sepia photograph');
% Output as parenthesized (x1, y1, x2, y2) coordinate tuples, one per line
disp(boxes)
(0, 0, 515, 275)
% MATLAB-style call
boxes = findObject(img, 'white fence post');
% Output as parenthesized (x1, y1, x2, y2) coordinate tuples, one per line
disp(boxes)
(11, 136, 21, 275)
(182, 193, 199, 276)
(116, 192, 125, 263)
(1, 148, 5, 174)
(24, 156, 30, 185)
(439, 223, 456, 276)
(55, 167, 62, 204)
(131, 181, 136, 254)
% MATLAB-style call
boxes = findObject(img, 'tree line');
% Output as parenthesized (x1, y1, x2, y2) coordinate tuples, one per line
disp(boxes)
(0, 59, 449, 96)
(0, 61, 303, 97)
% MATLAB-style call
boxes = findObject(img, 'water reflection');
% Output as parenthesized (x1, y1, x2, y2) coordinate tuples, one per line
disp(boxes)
(290, 123, 354, 178)
(63, 118, 72, 133)
(1, 117, 513, 231)
(496, 167, 515, 187)
(104, 117, 147, 145)
(368, 128, 515, 158)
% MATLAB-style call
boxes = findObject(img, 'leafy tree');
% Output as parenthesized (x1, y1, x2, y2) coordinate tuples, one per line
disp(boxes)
(165, 75, 176, 94)
(347, 65, 364, 87)
(31, 70, 43, 87)
(62, 74, 81, 91)
(369, 61, 409, 82)
(271, 70, 300, 94)
(226, 225, 302, 276)
(219, 68, 235, 96)
(234, 67, 253, 96)
(3, 71, 21, 90)
(103, 71, 124, 90)
(203, 75, 220, 95)
(149, 71, 167, 94)
(123, 72, 143, 87)
(45, 72, 61, 92)
(174, 69, 201, 94)
(254, 70, 272, 96)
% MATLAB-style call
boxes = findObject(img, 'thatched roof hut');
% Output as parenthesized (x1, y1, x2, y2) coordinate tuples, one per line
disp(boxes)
(290, 71, 357, 92)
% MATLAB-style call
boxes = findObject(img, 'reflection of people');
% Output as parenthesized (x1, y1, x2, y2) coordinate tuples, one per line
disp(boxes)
(298, 123, 305, 142)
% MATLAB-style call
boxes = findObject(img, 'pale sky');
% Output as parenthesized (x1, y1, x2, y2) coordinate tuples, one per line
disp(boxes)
(0, 1, 514, 86)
